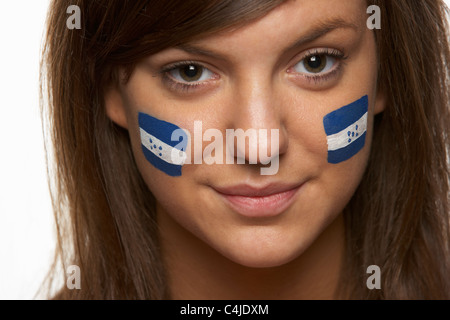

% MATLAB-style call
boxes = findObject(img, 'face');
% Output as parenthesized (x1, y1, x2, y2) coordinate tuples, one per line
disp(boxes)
(106, 0, 385, 268)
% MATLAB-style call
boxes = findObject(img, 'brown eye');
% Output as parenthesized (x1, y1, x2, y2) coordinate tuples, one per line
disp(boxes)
(180, 64, 203, 82)
(168, 63, 214, 83)
(293, 53, 338, 75)
(304, 55, 327, 73)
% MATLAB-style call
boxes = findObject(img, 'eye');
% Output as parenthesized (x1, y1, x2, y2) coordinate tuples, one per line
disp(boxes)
(167, 63, 215, 84)
(293, 54, 338, 75)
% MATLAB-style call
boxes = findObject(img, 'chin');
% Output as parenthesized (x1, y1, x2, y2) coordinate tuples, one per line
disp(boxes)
(217, 230, 310, 269)
(233, 255, 297, 269)
(225, 247, 302, 269)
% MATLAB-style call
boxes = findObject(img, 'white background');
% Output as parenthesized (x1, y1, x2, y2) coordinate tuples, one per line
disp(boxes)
(0, 0, 53, 299)
(0, 1, 449, 300)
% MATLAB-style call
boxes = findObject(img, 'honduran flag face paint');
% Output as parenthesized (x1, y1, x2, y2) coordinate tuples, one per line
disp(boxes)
(323, 95, 369, 164)
(139, 112, 188, 177)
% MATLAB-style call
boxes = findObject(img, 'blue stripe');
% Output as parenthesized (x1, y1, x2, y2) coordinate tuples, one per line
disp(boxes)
(323, 95, 368, 135)
(327, 132, 366, 164)
(142, 145, 183, 177)
(138, 112, 187, 149)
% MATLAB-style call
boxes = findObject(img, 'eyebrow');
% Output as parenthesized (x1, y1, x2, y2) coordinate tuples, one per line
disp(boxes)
(175, 18, 359, 60)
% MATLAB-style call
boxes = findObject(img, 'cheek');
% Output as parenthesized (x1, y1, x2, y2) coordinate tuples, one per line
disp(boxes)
(286, 95, 370, 166)
(126, 107, 213, 224)
(130, 128, 198, 224)
(287, 95, 373, 211)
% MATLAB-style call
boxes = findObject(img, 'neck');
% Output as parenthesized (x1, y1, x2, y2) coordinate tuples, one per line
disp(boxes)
(158, 209, 345, 300)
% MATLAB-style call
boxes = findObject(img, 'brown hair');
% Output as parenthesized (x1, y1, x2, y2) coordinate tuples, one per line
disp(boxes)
(40, 0, 450, 299)
(342, 0, 450, 299)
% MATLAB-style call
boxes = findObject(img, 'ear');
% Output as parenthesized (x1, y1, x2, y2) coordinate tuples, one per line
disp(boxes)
(104, 85, 129, 129)
(373, 85, 387, 115)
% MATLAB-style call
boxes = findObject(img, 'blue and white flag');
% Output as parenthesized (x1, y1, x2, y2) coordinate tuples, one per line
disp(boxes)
(139, 112, 188, 177)
(323, 95, 368, 164)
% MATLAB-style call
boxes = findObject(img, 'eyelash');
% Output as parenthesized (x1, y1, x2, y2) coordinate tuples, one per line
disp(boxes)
(159, 48, 348, 93)
(159, 61, 213, 93)
(291, 48, 348, 83)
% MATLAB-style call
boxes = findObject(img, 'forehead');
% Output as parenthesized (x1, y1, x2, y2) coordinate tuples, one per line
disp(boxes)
(186, 0, 365, 50)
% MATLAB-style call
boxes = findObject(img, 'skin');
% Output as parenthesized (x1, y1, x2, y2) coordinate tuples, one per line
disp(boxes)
(105, 0, 385, 299)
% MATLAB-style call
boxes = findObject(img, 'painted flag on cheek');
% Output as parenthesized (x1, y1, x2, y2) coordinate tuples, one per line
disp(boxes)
(323, 95, 369, 164)
(139, 112, 188, 177)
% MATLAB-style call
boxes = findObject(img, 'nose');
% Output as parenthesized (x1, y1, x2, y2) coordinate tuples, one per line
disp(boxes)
(226, 74, 289, 167)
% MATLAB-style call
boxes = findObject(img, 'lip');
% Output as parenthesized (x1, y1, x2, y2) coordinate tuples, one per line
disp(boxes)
(213, 182, 304, 218)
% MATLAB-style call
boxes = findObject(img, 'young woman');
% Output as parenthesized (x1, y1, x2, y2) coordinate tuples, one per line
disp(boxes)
(40, 0, 450, 299)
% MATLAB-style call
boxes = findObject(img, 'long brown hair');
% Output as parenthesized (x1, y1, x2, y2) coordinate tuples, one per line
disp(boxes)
(40, 0, 450, 299)
(340, 0, 450, 299)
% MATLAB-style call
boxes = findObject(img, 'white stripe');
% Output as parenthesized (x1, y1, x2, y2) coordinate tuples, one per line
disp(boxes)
(327, 112, 368, 151)
(140, 128, 187, 166)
